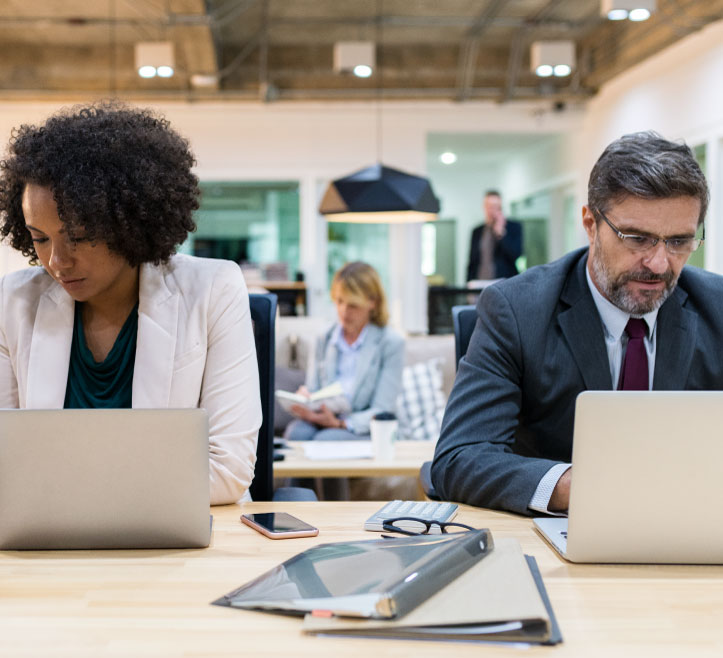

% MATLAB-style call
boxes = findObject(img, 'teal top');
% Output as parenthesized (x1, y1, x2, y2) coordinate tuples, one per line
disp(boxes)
(64, 302, 139, 409)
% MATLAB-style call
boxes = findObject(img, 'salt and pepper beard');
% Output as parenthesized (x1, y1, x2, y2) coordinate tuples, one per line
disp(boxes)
(590, 233, 678, 315)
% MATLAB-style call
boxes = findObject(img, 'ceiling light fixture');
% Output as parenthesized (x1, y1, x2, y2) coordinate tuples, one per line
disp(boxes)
(334, 41, 375, 77)
(530, 41, 575, 78)
(353, 64, 373, 78)
(440, 151, 457, 165)
(536, 65, 553, 78)
(628, 7, 651, 20)
(134, 41, 175, 79)
(321, 3, 439, 224)
(320, 164, 440, 223)
(600, 0, 656, 21)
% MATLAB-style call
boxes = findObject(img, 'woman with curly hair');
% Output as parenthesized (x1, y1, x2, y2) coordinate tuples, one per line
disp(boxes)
(0, 102, 260, 505)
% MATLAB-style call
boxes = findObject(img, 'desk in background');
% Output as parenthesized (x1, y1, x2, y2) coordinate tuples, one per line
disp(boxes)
(2, 502, 722, 657)
(274, 440, 435, 478)
(428, 285, 481, 334)
(258, 280, 307, 316)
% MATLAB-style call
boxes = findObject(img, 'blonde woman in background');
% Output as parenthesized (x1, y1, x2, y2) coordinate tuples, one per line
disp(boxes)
(285, 261, 404, 441)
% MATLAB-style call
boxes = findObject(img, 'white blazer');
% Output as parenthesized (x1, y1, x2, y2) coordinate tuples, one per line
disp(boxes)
(0, 254, 261, 505)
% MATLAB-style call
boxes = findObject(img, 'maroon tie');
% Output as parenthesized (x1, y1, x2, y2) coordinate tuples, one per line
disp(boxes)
(618, 318, 649, 390)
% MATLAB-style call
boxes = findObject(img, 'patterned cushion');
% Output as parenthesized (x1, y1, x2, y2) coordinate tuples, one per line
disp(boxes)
(396, 358, 446, 441)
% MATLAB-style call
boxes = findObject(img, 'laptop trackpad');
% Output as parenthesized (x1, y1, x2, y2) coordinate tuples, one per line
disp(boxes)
(533, 517, 569, 557)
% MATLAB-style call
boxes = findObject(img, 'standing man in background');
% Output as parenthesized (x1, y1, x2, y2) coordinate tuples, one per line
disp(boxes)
(466, 190, 523, 281)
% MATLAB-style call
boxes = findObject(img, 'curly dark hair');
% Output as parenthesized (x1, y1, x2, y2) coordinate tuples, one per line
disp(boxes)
(0, 101, 199, 266)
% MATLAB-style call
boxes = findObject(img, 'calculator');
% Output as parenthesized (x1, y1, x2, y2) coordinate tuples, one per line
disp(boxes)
(364, 500, 459, 533)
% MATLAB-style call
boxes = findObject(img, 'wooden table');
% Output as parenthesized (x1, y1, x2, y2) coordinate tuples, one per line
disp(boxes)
(2, 502, 722, 656)
(273, 440, 436, 478)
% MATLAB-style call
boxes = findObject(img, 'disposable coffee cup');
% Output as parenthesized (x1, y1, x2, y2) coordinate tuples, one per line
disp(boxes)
(370, 412, 398, 460)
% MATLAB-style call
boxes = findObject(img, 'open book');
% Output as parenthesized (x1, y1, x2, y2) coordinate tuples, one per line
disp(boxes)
(302, 538, 562, 645)
(275, 382, 351, 416)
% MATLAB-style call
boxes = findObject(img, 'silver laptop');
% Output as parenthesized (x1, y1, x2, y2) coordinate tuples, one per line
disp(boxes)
(0, 409, 211, 550)
(534, 391, 723, 564)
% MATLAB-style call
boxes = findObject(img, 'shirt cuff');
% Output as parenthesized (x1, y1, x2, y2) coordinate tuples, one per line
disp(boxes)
(528, 463, 571, 516)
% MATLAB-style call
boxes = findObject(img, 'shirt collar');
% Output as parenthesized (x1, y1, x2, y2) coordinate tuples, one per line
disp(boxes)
(585, 262, 659, 341)
(332, 323, 369, 351)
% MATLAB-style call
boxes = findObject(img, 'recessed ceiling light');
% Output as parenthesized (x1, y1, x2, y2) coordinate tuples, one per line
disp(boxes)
(156, 66, 174, 78)
(138, 65, 156, 78)
(628, 8, 651, 20)
(536, 64, 554, 77)
(601, 1, 656, 21)
(353, 64, 373, 78)
(440, 151, 457, 165)
(607, 9, 629, 19)
(553, 64, 571, 77)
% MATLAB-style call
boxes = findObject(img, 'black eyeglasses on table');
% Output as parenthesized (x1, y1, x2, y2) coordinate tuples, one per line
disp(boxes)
(381, 516, 476, 537)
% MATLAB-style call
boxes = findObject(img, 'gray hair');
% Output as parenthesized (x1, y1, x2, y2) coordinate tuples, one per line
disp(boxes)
(588, 131, 709, 225)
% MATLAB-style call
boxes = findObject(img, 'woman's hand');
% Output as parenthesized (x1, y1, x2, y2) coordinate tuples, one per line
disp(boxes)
(289, 403, 345, 429)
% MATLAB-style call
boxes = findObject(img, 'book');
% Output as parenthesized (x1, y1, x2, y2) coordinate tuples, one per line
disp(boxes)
(213, 530, 493, 620)
(275, 382, 351, 415)
(302, 538, 562, 645)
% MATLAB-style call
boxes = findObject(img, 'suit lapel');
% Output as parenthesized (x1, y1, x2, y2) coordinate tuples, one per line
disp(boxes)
(350, 325, 381, 406)
(322, 330, 338, 389)
(132, 263, 179, 408)
(558, 255, 613, 390)
(653, 287, 695, 390)
(26, 285, 74, 408)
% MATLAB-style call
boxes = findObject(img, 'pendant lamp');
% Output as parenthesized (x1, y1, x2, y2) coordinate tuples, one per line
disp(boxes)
(320, 163, 440, 224)
(319, 0, 439, 224)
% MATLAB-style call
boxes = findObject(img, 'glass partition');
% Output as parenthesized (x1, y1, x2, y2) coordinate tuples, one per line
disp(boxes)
(190, 181, 300, 280)
(327, 222, 391, 292)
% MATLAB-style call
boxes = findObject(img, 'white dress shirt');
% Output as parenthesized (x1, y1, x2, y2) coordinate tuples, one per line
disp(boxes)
(528, 264, 659, 514)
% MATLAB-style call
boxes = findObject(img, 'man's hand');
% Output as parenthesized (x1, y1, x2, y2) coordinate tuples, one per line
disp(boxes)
(548, 468, 572, 512)
(490, 210, 507, 239)
(289, 403, 345, 429)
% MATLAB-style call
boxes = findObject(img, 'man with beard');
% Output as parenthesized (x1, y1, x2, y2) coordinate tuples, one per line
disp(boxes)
(431, 131, 722, 516)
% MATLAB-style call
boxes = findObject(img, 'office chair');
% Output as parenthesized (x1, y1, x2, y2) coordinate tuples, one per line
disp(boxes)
(419, 305, 478, 501)
(248, 293, 316, 502)
(451, 305, 477, 370)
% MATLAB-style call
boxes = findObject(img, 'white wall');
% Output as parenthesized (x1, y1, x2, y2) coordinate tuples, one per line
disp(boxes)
(498, 133, 580, 262)
(3, 17, 723, 326)
(0, 98, 578, 331)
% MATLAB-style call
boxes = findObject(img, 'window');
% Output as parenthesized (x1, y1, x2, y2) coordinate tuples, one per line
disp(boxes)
(327, 222, 391, 292)
(188, 182, 300, 280)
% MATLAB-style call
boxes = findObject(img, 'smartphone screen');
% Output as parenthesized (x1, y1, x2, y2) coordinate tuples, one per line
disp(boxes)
(241, 512, 319, 539)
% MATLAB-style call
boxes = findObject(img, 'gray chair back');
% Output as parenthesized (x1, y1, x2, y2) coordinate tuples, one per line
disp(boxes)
(248, 293, 277, 501)
(452, 305, 477, 370)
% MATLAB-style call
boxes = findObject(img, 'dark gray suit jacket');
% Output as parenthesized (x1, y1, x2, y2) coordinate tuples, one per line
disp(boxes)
(431, 247, 723, 515)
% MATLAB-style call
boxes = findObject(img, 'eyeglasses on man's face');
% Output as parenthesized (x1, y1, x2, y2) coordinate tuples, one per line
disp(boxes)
(596, 207, 704, 255)
(381, 517, 476, 537)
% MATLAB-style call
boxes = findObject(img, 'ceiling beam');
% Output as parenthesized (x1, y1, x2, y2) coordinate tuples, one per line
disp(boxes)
(455, 0, 507, 102)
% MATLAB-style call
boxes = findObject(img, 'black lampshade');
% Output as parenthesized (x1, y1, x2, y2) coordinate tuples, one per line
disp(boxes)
(319, 163, 440, 223)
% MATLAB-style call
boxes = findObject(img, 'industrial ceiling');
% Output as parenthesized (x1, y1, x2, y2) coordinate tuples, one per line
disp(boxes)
(0, 0, 720, 103)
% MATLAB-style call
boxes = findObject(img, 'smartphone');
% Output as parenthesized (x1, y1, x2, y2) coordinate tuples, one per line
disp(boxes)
(241, 512, 319, 539)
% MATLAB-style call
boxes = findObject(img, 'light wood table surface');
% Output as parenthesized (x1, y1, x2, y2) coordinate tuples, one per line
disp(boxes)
(2, 501, 722, 657)
(273, 440, 436, 478)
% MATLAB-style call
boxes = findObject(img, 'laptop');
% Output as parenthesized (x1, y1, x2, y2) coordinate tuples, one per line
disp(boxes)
(534, 391, 723, 564)
(0, 409, 211, 550)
